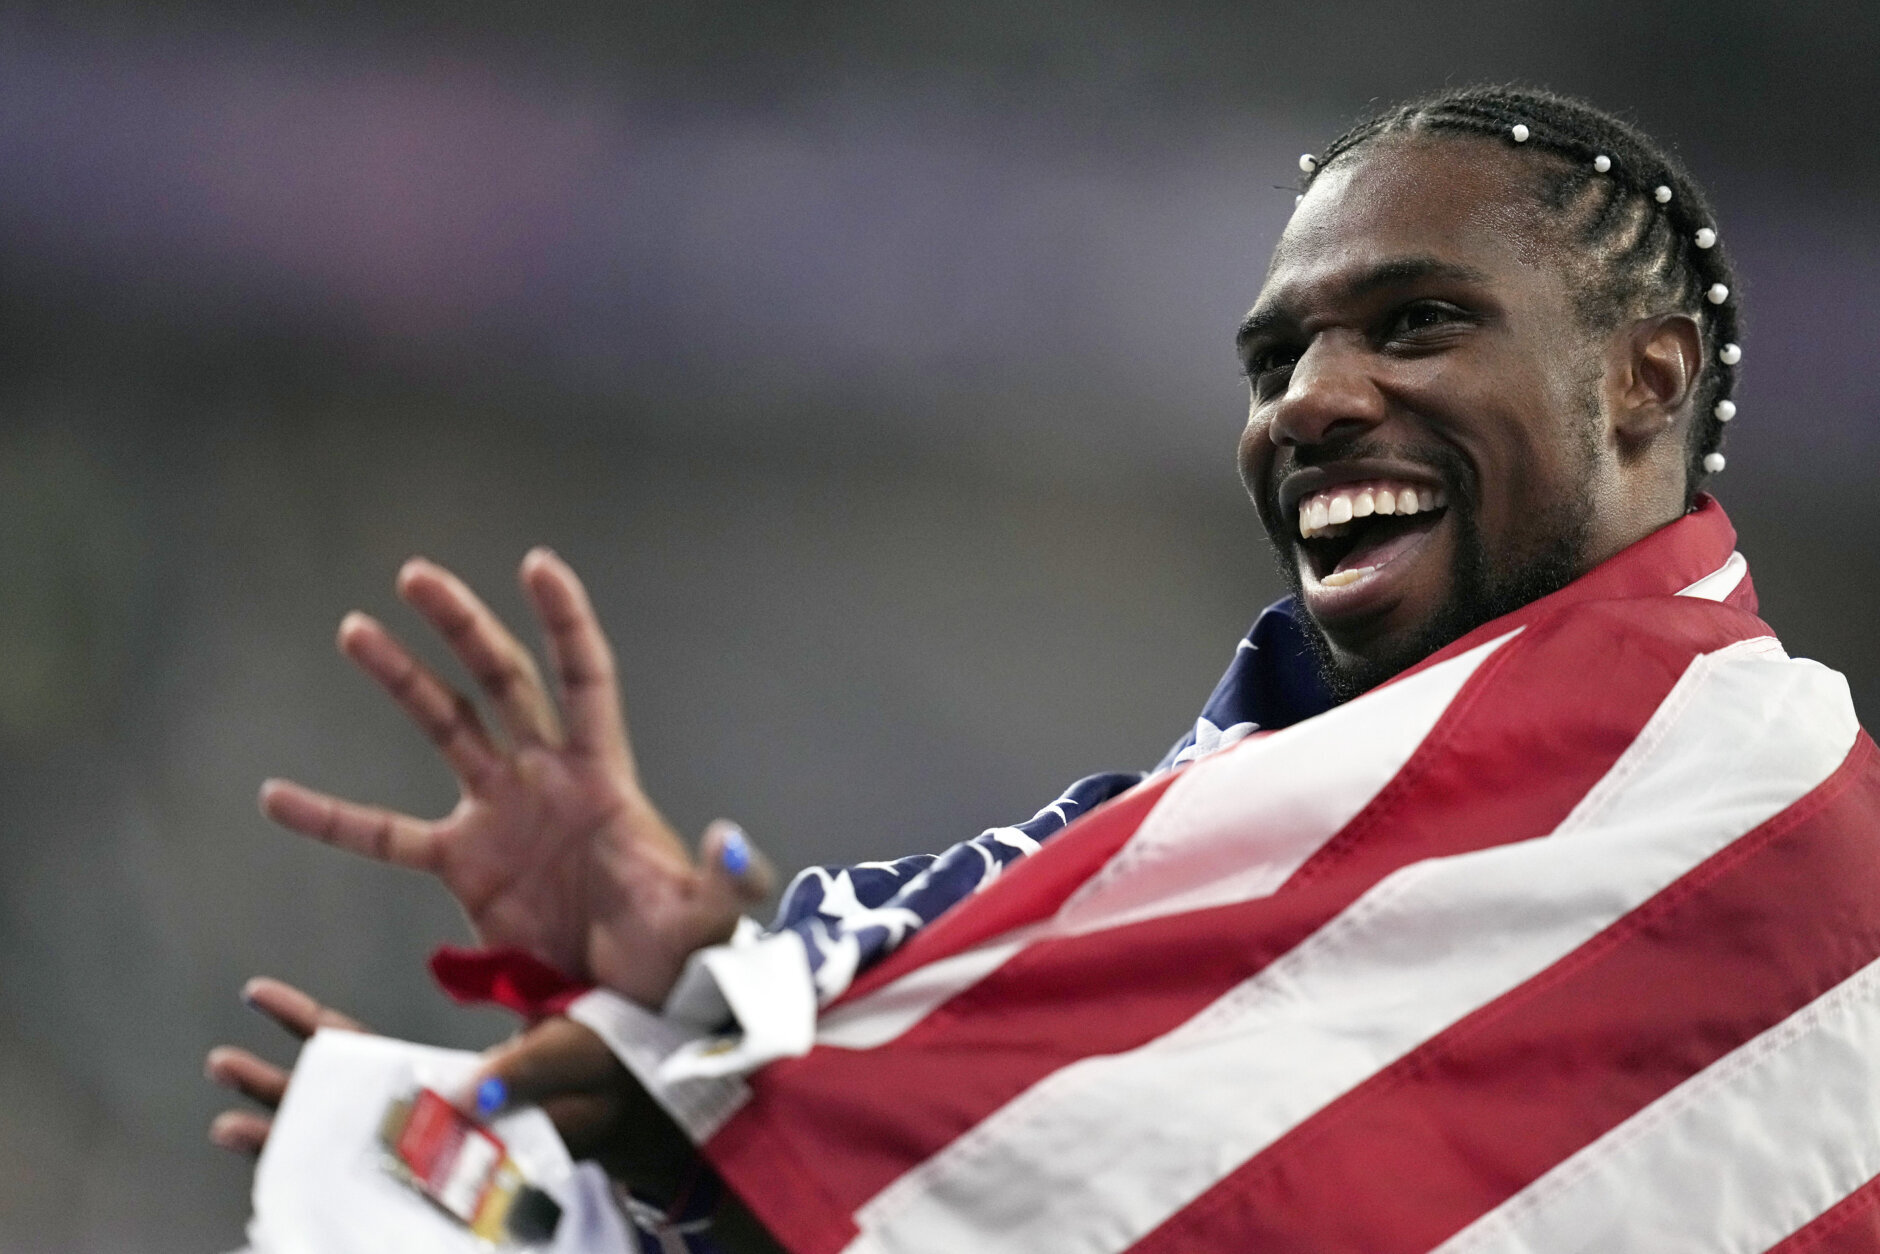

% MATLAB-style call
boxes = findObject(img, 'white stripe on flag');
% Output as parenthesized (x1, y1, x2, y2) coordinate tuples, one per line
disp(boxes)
(1436, 955, 1880, 1254)
(840, 639, 1858, 1254)
(816, 632, 1516, 1053)
(1676, 550, 1748, 602)
(1055, 631, 1520, 938)
(818, 937, 1033, 1049)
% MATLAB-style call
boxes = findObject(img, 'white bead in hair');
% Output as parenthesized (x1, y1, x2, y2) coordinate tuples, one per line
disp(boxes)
(1299, 154, 1318, 173)
(1703, 452, 1726, 474)
(1719, 342, 1742, 365)
(1510, 123, 1530, 143)
(1654, 185, 1673, 204)
(1593, 154, 1612, 172)
(1706, 283, 1730, 304)
(1714, 400, 1736, 422)
(1694, 227, 1717, 249)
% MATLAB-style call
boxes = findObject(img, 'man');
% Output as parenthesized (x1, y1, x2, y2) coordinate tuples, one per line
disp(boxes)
(210, 87, 1880, 1253)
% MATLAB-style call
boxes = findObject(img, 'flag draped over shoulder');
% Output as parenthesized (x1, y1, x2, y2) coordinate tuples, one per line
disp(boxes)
(575, 498, 1880, 1254)
(740, 583, 1335, 1016)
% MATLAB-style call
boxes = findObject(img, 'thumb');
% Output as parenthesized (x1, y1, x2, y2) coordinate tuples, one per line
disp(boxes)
(698, 819, 776, 906)
(458, 1017, 619, 1118)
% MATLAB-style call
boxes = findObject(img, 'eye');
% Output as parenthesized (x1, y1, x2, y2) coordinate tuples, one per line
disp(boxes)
(1243, 343, 1303, 389)
(1386, 300, 1471, 341)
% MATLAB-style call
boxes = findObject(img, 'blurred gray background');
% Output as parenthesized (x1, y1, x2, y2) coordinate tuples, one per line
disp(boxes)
(0, 2, 1876, 1249)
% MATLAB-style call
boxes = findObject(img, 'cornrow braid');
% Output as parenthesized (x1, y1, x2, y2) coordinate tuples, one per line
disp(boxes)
(1298, 86, 1741, 504)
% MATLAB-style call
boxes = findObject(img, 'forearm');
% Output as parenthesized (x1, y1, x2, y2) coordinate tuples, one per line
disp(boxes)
(603, 1092, 785, 1254)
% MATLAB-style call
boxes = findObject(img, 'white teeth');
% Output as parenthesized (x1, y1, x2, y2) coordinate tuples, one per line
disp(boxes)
(1305, 498, 1330, 536)
(1320, 566, 1374, 588)
(1295, 479, 1449, 539)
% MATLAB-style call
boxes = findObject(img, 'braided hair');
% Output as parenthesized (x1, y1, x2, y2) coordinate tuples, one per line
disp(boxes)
(1298, 86, 1741, 504)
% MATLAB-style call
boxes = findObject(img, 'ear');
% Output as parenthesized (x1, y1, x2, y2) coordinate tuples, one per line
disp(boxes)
(1609, 313, 1702, 447)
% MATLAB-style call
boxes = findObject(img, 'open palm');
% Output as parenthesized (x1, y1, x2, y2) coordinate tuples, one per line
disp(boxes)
(261, 549, 770, 1008)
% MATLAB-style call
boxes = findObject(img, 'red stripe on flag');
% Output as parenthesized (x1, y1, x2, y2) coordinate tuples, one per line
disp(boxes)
(705, 770, 1180, 1253)
(838, 771, 1181, 1007)
(1135, 733, 1880, 1254)
(1724, 569, 1758, 612)
(1391, 494, 1748, 685)
(706, 1109, 864, 1254)
(710, 600, 1767, 1249)
(1770, 1171, 1880, 1254)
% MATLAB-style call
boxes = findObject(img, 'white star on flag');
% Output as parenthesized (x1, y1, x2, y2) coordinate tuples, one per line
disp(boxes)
(1169, 715, 1258, 767)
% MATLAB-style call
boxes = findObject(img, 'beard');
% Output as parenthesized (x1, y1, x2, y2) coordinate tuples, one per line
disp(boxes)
(1271, 445, 1596, 705)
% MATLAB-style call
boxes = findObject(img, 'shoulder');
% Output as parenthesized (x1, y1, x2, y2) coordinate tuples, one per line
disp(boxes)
(1459, 593, 1858, 749)
(1516, 593, 1774, 672)
(1416, 591, 1787, 706)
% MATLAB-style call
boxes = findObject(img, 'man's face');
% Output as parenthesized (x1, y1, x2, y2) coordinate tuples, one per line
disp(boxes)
(1237, 135, 1611, 699)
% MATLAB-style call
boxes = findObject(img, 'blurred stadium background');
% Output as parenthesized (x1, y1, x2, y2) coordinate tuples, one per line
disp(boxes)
(1, 2, 1876, 1248)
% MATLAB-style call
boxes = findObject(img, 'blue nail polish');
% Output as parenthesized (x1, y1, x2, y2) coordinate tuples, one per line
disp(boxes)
(476, 1076, 507, 1117)
(721, 828, 751, 876)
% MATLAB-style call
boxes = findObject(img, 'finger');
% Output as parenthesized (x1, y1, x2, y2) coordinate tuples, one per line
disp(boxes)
(397, 558, 561, 747)
(699, 820, 777, 906)
(336, 612, 500, 790)
(209, 1109, 273, 1157)
(240, 976, 368, 1039)
(205, 1046, 291, 1108)
(259, 778, 442, 871)
(460, 1018, 623, 1116)
(520, 548, 628, 762)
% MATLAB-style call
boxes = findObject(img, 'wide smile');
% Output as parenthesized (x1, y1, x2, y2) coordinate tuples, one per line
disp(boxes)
(1289, 478, 1450, 622)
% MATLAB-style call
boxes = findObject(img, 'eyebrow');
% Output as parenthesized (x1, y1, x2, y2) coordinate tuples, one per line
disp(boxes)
(1234, 256, 1494, 347)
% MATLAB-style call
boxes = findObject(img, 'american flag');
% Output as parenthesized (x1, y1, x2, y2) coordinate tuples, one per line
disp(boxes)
(575, 498, 1880, 1254)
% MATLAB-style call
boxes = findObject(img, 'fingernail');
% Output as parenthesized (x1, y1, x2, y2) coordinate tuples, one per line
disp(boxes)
(475, 1076, 507, 1117)
(720, 826, 751, 876)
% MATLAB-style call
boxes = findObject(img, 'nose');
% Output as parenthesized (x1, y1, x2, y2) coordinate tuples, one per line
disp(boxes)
(1265, 331, 1388, 448)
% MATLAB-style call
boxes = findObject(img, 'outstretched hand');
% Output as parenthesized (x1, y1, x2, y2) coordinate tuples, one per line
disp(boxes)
(260, 549, 773, 1007)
